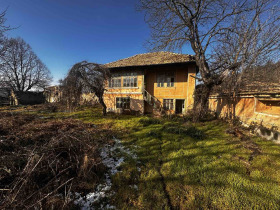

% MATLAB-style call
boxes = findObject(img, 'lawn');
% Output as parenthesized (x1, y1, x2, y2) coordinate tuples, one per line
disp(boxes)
(1, 105, 280, 209)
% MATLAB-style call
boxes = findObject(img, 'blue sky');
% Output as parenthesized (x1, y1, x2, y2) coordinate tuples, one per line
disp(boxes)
(1, 0, 191, 84)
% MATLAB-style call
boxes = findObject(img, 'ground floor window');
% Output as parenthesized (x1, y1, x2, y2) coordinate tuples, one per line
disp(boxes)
(163, 99, 174, 110)
(116, 97, 130, 109)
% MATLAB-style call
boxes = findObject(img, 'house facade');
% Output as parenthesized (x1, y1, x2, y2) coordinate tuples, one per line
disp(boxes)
(104, 52, 197, 115)
(44, 86, 62, 103)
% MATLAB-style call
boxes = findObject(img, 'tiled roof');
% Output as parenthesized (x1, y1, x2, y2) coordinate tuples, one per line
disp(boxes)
(211, 64, 280, 95)
(105, 52, 195, 68)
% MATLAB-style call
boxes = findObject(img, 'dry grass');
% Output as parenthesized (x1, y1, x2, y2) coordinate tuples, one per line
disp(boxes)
(0, 111, 113, 209)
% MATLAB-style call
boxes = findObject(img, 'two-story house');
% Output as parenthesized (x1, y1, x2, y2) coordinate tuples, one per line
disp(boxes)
(104, 52, 197, 114)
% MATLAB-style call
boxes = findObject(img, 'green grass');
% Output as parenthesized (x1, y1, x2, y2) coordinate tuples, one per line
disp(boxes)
(5, 106, 280, 209)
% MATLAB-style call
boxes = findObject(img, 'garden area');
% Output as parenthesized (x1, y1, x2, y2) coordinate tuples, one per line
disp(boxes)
(1, 105, 280, 209)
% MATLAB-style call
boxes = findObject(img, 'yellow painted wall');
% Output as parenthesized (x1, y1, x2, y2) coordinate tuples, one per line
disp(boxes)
(104, 71, 144, 113)
(256, 100, 280, 116)
(104, 64, 197, 114)
(104, 93, 144, 113)
(145, 64, 196, 113)
(209, 96, 280, 128)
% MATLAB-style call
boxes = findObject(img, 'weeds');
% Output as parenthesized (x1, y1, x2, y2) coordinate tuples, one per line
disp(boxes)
(0, 112, 112, 209)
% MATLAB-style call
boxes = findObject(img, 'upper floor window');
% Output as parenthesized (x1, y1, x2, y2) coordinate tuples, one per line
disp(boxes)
(123, 72, 137, 87)
(166, 72, 175, 87)
(157, 72, 175, 87)
(157, 74, 165, 87)
(109, 74, 121, 88)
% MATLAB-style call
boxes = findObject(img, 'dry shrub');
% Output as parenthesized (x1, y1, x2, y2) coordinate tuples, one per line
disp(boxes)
(0, 112, 112, 209)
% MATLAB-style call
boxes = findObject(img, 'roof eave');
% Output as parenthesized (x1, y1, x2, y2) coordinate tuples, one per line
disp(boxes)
(106, 60, 196, 69)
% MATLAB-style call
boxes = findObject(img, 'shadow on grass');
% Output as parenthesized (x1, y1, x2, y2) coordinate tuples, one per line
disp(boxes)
(114, 120, 280, 209)
(14, 107, 280, 209)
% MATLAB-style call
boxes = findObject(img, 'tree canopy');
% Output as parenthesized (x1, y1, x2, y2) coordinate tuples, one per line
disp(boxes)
(61, 61, 110, 115)
(0, 37, 52, 91)
(139, 0, 280, 120)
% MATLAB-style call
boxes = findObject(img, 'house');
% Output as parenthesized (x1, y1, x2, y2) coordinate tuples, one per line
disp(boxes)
(44, 86, 62, 103)
(10, 90, 45, 105)
(44, 86, 98, 105)
(104, 52, 197, 115)
(0, 87, 11, 106)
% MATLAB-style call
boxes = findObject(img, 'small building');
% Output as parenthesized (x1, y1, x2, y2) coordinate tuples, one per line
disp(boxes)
(44, 86, 62, 103)
(10, 91, 45, 105)
(104, 52, 197, 115)
(44, 86, 98, 105)
(209, 88, 280, 128)
(209, 65, 280, 142)
(0, 87, 11, 106)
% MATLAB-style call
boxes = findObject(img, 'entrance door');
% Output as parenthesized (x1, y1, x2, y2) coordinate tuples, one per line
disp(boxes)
(175, 99, 185, 114)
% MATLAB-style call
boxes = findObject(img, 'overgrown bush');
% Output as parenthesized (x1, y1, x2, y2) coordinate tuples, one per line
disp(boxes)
(0, 112, 112, 209)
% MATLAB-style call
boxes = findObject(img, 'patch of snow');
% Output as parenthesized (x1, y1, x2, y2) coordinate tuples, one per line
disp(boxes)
(73, 137, 138, 209)
(109, 137, 138, 160)
(129, 184, 138, 190)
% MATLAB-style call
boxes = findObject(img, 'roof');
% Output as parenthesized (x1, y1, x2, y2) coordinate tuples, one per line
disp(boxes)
(240, 82, 280, 95)
(105, 52, 195, 68)
(211, 63, 280, 96)
(45, 86, 60, 91)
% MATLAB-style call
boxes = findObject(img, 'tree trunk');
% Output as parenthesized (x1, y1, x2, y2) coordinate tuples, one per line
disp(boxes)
(193, 84, 213, 122)
(98, 96, 107, 116)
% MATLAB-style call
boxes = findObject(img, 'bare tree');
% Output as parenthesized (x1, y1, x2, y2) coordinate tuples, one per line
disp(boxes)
(0, 9, 12, 83)
(59, 75, 83, 112)
(0, 37, 52, 91)
(139, 0, 280, 120)
(61, 61, 110, 115)
(0, 9, 11, 57)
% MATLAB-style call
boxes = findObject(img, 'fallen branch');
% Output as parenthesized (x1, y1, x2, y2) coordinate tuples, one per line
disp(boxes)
(26, 178, 74, 209)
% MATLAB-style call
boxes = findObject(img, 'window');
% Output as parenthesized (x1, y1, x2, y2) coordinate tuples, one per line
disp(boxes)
(123, 73, 137, 87)
(157, 72, 175, 87)
(109, 74, 121, 88)
(116, 97, 130, 109)
(163, 99, 174, 110)
(166, 72, 175, 87)
(157, 74, 165, 87)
